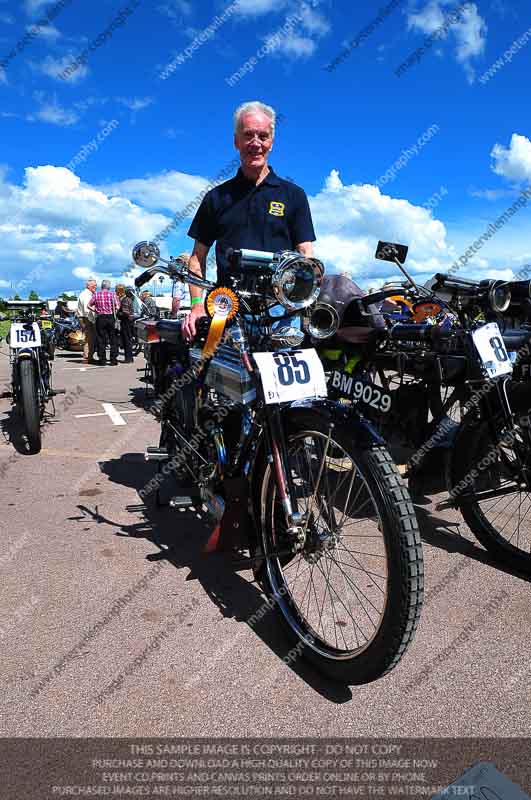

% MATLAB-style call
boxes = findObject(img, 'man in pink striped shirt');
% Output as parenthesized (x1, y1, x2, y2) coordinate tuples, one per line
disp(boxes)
(88, 280, 119, 365)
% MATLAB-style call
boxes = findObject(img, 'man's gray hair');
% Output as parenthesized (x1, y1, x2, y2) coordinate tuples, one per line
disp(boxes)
(101, 279, 111, 290)
(86, 277, 96, 287)
(234, 101, 276, 136)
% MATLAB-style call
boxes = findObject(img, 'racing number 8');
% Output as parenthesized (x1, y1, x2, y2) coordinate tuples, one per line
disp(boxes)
(273, 352, 311, 386)
(489, 336, 508, 362)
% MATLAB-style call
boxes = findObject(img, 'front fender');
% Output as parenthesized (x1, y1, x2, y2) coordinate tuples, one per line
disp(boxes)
(285, 398, 385, 449)
(16, 349, 36, 360)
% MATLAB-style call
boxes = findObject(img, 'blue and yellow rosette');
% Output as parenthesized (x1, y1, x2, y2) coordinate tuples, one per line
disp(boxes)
(202, 287, 239, 359)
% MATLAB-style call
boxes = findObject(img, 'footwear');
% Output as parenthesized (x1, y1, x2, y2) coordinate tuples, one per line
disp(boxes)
(110, 361, 118, 366)
(99, 361, 107, 366)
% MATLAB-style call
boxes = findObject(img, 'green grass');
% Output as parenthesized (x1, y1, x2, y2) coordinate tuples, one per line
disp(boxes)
(0, 320, 10, 340)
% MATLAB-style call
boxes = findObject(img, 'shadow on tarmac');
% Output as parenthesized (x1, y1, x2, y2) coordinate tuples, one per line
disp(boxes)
(70, 452, 353, 704)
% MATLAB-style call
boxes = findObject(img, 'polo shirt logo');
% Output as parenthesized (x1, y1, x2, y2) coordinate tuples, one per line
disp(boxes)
(268, 201, 285, 217)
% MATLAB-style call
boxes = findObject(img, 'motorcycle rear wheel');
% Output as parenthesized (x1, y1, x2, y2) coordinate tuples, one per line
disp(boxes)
(257, 410, 423, 684)
(19, 358, 41, 454)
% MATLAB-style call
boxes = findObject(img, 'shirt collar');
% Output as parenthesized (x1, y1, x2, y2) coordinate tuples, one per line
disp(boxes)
(236, 165, 280, 188)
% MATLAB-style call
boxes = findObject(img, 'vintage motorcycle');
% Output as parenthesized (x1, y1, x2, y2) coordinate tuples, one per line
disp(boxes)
(310, 242, 531, 572)
(0, 301, 63, 453)
(54, 314, 85, 351)
(131, 241, 424, 685)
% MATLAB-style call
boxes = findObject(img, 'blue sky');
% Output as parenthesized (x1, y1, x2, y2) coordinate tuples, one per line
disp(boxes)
(1, 0, 531, 297)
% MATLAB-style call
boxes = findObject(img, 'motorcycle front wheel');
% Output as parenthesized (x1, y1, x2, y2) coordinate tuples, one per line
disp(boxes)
(19, 358, 41, 454)
(257, 410, 424, 685)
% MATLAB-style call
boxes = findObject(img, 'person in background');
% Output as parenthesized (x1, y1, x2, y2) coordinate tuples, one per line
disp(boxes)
(139, 290, 159, 319)
(170, 253, 190, 318)
(88, 279, 119, 366)
(76, 277, 97, 364)
(54, 299, 70, 319)
(119, 287, 135, 364)
(115, 284, 125, 301)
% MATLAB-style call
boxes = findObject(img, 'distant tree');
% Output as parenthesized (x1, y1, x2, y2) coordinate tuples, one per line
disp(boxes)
(28, 289, 39, 300)
(59, 292, 77, 301)
(11, 293, 21, 301)
(0, 298, 6, 312)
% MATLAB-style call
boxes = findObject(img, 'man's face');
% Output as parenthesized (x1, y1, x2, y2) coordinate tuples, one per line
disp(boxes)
(88, 281, 96, 292)
(234, 111, 273, 172)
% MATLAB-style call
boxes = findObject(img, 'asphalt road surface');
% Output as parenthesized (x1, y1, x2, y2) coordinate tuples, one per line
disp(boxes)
(0, 343, 529, 738)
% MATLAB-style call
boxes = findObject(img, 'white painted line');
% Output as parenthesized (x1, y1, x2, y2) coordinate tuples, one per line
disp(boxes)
(102, 403, 127, 426)
(62, 366, 100, 372)
(75, 404, 143, 425)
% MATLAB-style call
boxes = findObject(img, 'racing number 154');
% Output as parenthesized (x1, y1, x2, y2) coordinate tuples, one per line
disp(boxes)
(273, 352, 310, 386)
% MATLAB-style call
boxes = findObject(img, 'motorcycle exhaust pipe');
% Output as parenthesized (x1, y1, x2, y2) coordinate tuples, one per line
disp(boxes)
(308, 302, 340, 340)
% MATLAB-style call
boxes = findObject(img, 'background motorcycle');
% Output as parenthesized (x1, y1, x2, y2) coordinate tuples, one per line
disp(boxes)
(131, 240, 424, 685)
(1, 301, 63, 453)
(54, 313, 85, 352)
(310, 242, 531, 573)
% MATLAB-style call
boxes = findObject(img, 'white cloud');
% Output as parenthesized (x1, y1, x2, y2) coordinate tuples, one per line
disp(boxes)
(0, 166, 170, 297)
(98, 170, 209, 213)
(407, 1, 487, 83)
(3, 162, 530, 299)
(157, 0, 192, 18)
(491, 133, 531, 183)
(308, 170, 453, 285)
(33, 54, 88, 83)
(116, 96, 154, 112)
(261, 3, 330, 61)
(233, 0, 286, 15)
(27, 23, 61, 40)
(271, 33, 316, 58)
(24, 0, 49, 15)
(30, 99, 79, 126)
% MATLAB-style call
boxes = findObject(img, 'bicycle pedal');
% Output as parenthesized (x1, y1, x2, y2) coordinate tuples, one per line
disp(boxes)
(145, 446, 168, 461)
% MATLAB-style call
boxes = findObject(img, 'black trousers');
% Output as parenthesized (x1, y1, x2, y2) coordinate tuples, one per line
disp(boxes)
(121, 316, 133, 360)
(95, 315, 118, 363)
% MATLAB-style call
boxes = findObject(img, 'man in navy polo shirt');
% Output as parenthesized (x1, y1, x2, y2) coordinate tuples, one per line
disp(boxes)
(182, 100, 316, 340)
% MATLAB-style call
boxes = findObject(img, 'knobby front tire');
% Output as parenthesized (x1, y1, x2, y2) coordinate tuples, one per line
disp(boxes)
(257, 411, 424, 685)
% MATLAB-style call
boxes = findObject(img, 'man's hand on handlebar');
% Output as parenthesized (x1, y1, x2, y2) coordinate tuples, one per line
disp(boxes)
(182, 302, 207, 341)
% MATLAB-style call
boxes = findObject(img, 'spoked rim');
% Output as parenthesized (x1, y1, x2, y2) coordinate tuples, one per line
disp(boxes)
(262, 430, 389, 660)
(469, 424, 531, 556)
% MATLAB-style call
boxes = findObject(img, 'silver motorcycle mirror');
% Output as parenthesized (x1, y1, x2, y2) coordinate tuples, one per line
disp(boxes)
(132, 241, 161, 268)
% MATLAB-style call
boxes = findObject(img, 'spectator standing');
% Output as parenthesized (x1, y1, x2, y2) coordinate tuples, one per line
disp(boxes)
(88, 279, 119, 366)
(119, 287, 135, 363)
(139, 290, 159, 319)
(170, 254, 189, 318)
(54, 299, 69, 319)
(77, 278, 97, 364)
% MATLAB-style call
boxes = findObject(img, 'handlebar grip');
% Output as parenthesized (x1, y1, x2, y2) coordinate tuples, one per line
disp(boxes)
(134, 268, 157, 288)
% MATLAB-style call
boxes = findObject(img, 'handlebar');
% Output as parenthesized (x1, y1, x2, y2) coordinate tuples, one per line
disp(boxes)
(134, 268, 159, 288)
